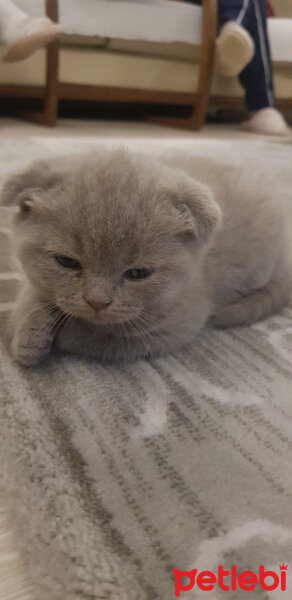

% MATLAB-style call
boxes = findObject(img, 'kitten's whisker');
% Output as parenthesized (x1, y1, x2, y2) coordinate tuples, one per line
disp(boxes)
(132, 312, 159, 335)
(53, 311, 72, 336)
(23, 303, 62, 328)
(119, 321, 131, 356)
(59, 313, 75, 336)
(134, 314, 169, 352)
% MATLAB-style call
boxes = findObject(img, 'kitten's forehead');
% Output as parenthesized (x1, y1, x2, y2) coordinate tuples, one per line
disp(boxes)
(66, 153, 172, 261)
(73, 152, 157, 217)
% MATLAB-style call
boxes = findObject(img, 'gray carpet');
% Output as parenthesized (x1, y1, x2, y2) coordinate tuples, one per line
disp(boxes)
(0, 138, 291, 600)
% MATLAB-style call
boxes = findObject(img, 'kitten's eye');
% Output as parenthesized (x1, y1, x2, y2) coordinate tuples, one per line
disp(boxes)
(54, 255, 81, 269)
(124, 268, 153, 281)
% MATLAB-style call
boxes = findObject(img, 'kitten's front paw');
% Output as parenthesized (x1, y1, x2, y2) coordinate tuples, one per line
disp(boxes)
(11, 325, 53, 367)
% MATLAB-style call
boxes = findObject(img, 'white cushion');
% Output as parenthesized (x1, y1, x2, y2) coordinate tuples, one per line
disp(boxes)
(1, 45, 292, 102)
(268, 19, 292, 64)
(14, 0, 202, 45)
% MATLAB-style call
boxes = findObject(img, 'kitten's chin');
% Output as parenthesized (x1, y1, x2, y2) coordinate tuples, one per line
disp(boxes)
(63, 308, 138, 326)
(84, 313, 138, 326)
(82, 313, 120, 325)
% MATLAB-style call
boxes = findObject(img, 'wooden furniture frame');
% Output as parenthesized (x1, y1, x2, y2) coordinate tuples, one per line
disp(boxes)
(57, 0, 218, 131)
(151, 0, 217, 130)
(0, 0, 217, 130)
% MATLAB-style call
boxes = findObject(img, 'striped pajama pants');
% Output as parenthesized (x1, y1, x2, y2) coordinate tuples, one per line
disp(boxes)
(193, 0, 274, 111)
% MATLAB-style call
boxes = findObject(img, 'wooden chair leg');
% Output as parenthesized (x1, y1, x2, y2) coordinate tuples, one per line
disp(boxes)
(150, 0, 217, 131)
(42, 0, 59, 125)
(19, 0, 59, 127)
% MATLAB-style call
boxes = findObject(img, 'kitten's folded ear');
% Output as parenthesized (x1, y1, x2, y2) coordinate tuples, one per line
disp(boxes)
(1, 160, 63, 207)
(171, 179, 221, 243)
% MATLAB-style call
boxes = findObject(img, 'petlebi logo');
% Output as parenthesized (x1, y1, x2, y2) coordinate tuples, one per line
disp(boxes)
(173, 564, 288, 596)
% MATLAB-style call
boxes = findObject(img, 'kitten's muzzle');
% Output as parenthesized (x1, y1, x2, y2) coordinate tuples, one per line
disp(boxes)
(84, 297, 111, 313)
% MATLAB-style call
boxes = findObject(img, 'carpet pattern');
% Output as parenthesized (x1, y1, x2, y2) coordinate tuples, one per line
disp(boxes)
(0, 139, 291, 600)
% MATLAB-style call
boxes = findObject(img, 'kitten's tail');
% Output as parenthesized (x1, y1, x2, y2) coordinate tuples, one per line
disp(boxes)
(210, 270, 291, 328)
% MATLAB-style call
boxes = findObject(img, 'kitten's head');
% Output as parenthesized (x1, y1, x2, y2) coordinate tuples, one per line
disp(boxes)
(2, 149, 221, 328)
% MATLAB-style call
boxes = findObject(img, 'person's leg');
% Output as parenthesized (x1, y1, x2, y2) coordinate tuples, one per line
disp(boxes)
(216, 0, 256, 77)
(217, 0, 289, 135)
(237, 0, 274, 112)
(0, 0, 62, 63)
(0, 0, 27, 41)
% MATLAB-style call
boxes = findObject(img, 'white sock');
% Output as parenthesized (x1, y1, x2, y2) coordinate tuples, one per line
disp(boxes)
(241, 108, 290, 136)
(7, 15, 59, 45)
(215, 21, 255, 77)
(0, 0, 28, 44)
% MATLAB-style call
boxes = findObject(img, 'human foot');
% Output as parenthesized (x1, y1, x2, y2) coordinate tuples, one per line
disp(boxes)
(216, 21, 255, 77)
(241, 108, 290, 136)
(3, 16, 62, 63)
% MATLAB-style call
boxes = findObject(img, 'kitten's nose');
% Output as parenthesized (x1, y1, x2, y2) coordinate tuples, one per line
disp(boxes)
(85, 298, 111, 313)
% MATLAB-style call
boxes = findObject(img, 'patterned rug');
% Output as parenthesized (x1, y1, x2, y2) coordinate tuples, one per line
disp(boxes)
(0, 138, 291, 600)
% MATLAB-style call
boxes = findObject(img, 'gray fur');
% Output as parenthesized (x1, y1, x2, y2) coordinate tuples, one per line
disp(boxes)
(1, 148, 290, 366)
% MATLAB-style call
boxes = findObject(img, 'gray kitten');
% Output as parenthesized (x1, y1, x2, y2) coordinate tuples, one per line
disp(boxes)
(1, 148, 291, 366)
